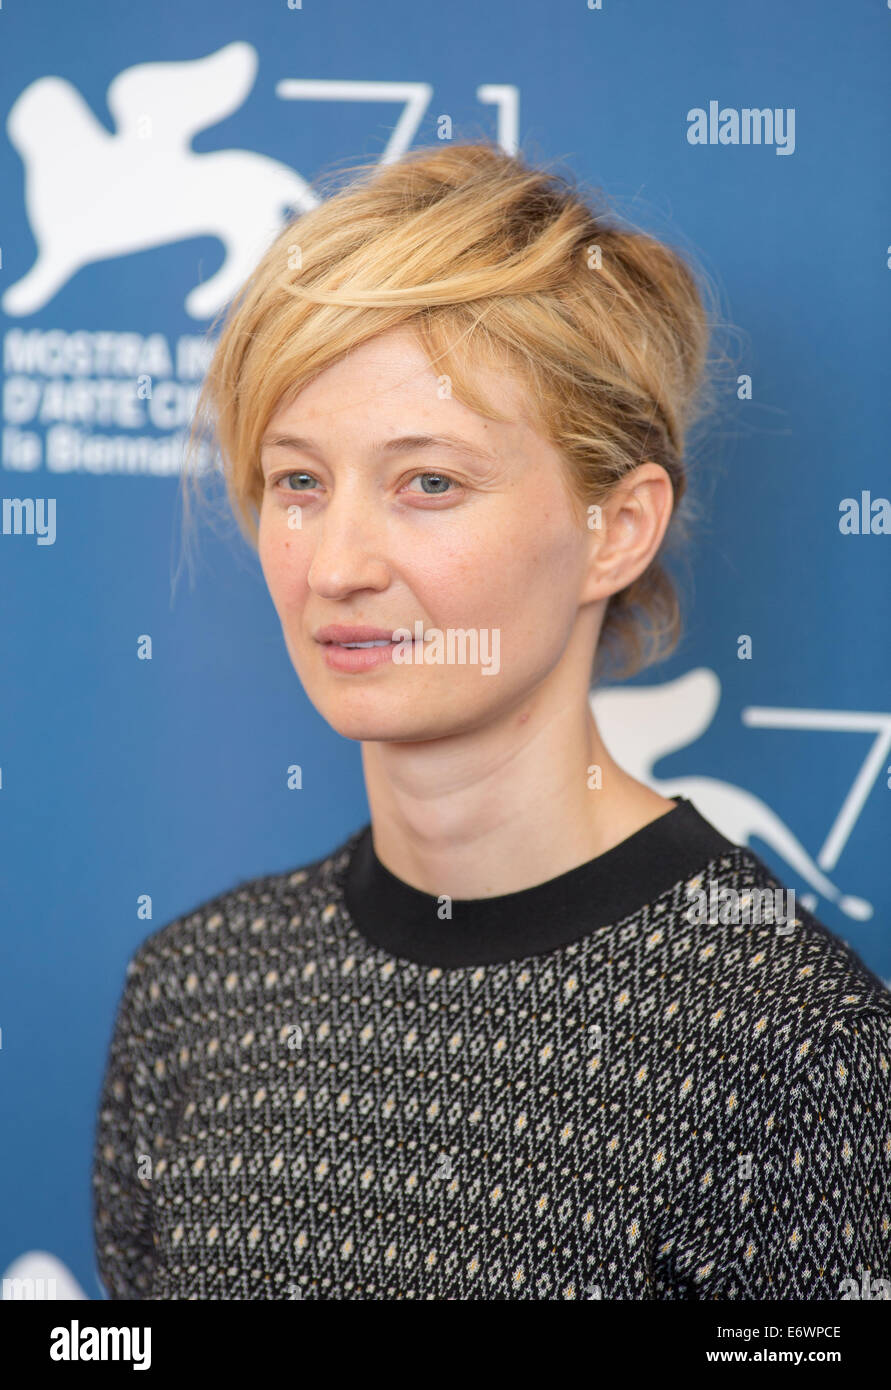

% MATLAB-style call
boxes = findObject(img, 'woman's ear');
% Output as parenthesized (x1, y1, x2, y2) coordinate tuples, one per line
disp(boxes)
(580, 463, 674, 604)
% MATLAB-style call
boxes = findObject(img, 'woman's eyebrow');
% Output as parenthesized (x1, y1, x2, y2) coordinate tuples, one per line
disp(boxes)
(260, 432, 498, 462)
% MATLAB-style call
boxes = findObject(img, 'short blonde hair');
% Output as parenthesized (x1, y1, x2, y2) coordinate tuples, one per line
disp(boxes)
(185, 141, 720, 683)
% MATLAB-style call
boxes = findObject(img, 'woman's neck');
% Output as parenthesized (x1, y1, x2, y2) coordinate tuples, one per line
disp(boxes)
(359, 701, 676, 900)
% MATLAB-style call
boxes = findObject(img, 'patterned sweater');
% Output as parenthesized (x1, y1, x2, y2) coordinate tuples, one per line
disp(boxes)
(92, 798, 891, 1300)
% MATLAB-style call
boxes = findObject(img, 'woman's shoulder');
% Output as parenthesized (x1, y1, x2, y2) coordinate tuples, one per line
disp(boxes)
(126, 822, 367, 974)
(677, 837, 891, 1062)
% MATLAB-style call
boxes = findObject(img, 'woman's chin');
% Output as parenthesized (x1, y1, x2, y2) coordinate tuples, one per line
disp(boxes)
(313, 692, 482, 744)
(324, 711, 448, 743)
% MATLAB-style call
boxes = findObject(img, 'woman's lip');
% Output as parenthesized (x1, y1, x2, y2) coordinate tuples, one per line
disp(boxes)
(321, 639, 401, 672)
(314, 625, 401, 644)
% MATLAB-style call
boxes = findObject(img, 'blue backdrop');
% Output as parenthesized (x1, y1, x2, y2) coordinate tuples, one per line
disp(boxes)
(1, 0, 888, 1300)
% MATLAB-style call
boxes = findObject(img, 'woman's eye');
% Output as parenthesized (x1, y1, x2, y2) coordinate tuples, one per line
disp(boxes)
(270, 470, 457, 497)
(406, 472, 455, 496)
(279, 472, 318, 491)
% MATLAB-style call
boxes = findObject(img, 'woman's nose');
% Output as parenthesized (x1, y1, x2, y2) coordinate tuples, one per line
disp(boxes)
(305, 494, 390, 597)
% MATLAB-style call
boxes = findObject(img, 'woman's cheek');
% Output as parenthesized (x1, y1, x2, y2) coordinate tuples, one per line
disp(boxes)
(259, 536, 294, 613)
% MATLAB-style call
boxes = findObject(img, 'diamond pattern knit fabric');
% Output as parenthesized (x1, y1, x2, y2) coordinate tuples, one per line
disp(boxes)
(92, 827, 891, 1300)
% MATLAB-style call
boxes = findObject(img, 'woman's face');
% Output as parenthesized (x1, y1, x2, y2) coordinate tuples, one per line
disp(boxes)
(257, 326, 599, 742)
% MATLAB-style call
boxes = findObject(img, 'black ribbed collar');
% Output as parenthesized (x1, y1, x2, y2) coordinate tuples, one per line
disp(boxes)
(342, 798, 737, 967)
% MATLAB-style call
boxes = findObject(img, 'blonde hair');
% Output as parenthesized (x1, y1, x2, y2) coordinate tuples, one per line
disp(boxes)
(184, 141, 721, 683)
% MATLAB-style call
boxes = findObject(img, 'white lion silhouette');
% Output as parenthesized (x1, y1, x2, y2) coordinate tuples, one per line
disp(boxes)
(592, 667, 873, 920)
(3, 41, 318, 319)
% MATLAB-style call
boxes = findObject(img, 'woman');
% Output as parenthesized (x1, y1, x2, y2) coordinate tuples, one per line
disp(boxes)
(92, 142, 891, 1300)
